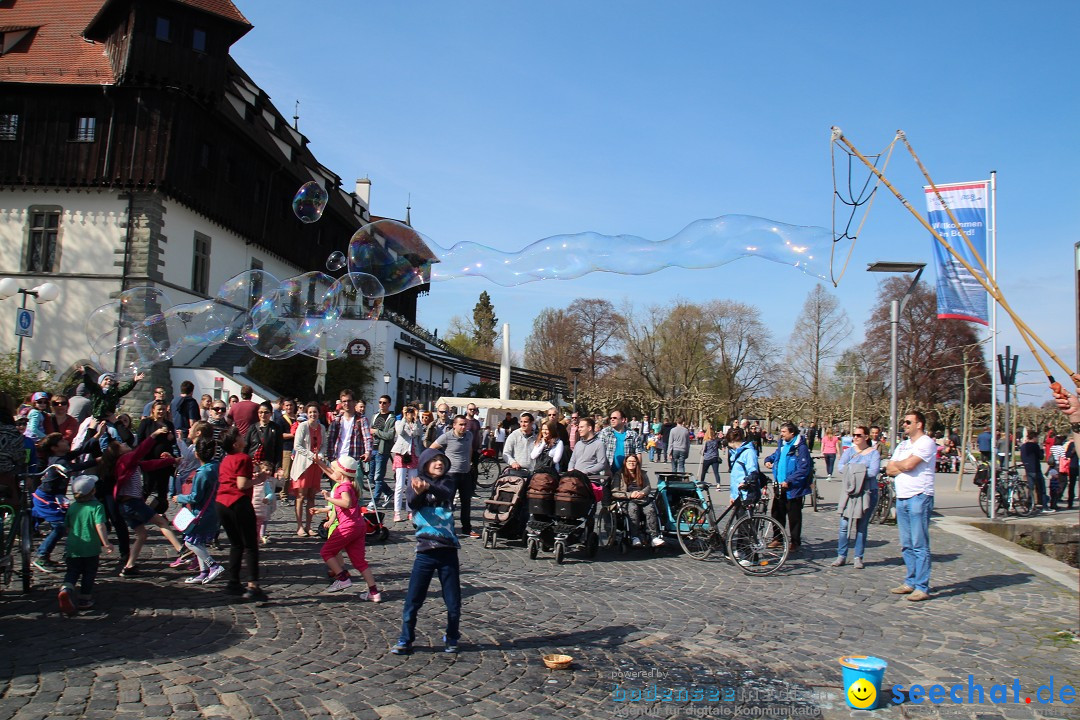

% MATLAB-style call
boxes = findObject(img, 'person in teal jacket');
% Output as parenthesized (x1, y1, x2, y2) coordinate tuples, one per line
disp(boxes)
(174, 437, 224, 584)
(763, 422, 812, 551)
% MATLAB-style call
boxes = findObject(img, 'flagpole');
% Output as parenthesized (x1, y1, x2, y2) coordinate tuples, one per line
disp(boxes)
(989, 171, 998, 519)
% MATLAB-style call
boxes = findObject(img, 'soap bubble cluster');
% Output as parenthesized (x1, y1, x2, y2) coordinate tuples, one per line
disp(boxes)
(85, 212, 831, 372)
(292, 181, 329, 224)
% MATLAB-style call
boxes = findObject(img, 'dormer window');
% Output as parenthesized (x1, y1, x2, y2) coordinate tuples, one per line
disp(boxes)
(192, 28, 207, 53)
(156, 17, 172, 42)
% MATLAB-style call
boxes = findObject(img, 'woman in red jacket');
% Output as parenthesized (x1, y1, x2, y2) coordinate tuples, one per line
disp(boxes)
(216, 426, 268, 601)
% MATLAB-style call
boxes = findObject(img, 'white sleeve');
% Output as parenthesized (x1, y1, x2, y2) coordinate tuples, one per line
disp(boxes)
(550, 440, 564, 465)
(530, 442, 544, 460)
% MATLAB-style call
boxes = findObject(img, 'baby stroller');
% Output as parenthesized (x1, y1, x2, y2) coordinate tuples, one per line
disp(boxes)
(526, 470, 599, 564)
(480, 467, 530, 548)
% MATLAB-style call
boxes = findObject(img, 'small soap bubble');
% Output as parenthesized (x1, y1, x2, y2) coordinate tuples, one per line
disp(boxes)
(292, 181, 328, 224)
(326, 251, 347, 272)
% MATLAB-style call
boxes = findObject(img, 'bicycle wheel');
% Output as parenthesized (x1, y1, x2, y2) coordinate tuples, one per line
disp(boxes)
(874, 484, 894, 524)
(676, 503, 713, 560)
(810, 480, 818, 512)
(727, 514, 788, 576)
(475, 459, 501, 490)
(19, 512, 32, 593)
(1011, 483, 1035, 517)
(978, 485, 990, 517)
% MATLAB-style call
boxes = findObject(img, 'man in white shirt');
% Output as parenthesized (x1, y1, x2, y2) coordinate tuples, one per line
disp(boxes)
(885, 409, 937, 602)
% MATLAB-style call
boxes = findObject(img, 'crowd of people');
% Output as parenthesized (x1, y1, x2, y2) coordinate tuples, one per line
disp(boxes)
(1, 369, 1078, 640)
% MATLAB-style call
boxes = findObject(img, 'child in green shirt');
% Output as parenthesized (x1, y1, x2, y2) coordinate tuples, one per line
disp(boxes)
(59, 476, 113, 615)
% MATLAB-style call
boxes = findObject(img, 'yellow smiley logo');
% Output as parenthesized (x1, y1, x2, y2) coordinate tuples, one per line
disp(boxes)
(847, 678, 877, 709)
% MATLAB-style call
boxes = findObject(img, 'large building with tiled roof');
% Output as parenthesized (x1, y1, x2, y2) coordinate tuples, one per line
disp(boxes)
(0, 0, 475, 410)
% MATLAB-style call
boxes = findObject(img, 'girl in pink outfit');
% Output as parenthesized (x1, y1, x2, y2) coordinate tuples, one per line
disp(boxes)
(822, 429, 841, 478)
(319, 457, 380, 601)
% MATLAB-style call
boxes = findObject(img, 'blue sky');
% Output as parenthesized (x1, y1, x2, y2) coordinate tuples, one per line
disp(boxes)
(231, 1, 1078, 406)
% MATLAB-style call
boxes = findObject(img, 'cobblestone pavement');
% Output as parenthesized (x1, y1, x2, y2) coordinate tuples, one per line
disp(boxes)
(1, 459, 1077, 720)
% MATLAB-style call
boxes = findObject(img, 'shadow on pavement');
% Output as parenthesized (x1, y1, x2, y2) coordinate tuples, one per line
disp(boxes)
(931, 572, 1035, 598)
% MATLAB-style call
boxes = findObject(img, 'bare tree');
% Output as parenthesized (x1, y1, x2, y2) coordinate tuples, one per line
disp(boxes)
(701, 300, 776, 420)
(568, 299, 622, 382)
(786, 284, 852, 422)
(524, 308, 581, 386)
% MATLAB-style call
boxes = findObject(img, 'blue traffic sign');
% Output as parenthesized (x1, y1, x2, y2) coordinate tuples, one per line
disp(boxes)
(15, 308, 34, 338)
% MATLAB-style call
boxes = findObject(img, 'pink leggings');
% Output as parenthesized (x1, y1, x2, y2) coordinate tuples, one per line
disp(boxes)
(319, 524, 369, 573)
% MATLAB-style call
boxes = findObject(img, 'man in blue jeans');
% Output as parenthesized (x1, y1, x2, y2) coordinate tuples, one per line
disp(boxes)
(368, 395, 396, 507)
(886, 409, 937, 602)
(667, 417, 691, 474)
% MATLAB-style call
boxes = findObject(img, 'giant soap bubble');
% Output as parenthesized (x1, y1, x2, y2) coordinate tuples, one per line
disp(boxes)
(347, 219, 436, 295)
(302, 272, 386, 360)
(292, 181, 328, 224)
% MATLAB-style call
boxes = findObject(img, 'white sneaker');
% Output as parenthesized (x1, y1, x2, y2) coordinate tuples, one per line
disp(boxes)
(738, 559, 753, 567)
(651, 536, 665, 548)
(327, 578, 353, 593)
(359, 590, 382, 603)
(203, 564, 225, 584)
(631, 537, 643, 548)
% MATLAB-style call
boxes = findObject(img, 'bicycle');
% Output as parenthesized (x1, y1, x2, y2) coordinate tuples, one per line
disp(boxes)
(674, 479, 789, 575)
(871, 471, 894, 524)
(0, 467, 51, 594)
(978, 464, 1034, 518)
(474, 449, 503, 491)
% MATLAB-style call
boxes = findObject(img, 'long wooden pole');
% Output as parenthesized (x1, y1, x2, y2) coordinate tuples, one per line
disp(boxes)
(830, 127, 1073, 390)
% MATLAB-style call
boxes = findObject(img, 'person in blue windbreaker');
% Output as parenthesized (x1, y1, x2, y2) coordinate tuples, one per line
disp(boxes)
(763, 422, 813, 552)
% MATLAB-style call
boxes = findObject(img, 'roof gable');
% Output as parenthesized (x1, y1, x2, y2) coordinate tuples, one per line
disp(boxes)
(0, 0, 113, 85)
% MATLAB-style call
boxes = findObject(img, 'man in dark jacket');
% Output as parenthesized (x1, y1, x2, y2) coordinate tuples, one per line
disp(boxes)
(369, 395, 396, 507)
(763, 422, 813, 551)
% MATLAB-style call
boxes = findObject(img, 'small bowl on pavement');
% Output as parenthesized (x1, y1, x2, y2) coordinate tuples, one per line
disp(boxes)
(542, 653, 572, 670)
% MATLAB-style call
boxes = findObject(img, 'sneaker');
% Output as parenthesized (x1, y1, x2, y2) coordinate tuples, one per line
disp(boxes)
(853, 558, 864, 570)
(203, 564, 225, 584)
(391, 642, 412, 655)
(738, 559, 753, 567)
(830, 557, 846, 567)
(224, 582, 245, 596)
(32, 558, 57, 573)
(1043, 508, 1056, 514)
(58, 585, 76, 616)
(187, 557, 200, 571)
(444, 636, 459, 654)
(890, 584, 915, 595)
(468, 531, 481, 539)
(651, 536, 665, 548)
(326, 578, 353, 593)
(359, 590, 382, 603)
(169, 554, 189, 568)
(119, 566, 141, 578)
(77, 597, 94, 610)
(631, 537, 643, 548)
(184, 573, 208, 584)
(905, 589, 930, 602)
(242, 587, 269, 602)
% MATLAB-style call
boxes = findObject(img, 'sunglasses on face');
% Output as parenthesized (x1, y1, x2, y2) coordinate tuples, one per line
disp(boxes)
(52, 401, 68, 407)
(853, 433, 865, 437)
(212, 407, 225, 412)
(903, 420, 914, 426)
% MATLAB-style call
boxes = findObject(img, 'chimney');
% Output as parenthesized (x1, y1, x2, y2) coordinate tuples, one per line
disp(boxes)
(355, 177, 371, 208)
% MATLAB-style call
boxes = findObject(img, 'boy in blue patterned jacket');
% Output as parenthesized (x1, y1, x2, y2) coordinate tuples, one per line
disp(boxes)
(392, 447, 461, 655)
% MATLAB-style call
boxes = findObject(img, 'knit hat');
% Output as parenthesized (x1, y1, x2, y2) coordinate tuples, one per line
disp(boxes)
(98, 372, 117, 384)
(71, 475, 97, 497)
(332, 456, 358, 478)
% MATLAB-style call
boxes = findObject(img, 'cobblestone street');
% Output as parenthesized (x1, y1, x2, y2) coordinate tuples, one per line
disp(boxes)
(1, 458, 1077, 720)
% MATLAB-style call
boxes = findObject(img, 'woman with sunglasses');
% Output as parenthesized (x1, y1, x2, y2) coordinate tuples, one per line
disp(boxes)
(831, 425, 880, 569)
(290, 402, 326, 536)
(45, 395, 79, 443)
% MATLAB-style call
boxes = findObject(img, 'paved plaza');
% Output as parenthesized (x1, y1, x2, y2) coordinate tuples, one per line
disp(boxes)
(1, 451, 1077, 720)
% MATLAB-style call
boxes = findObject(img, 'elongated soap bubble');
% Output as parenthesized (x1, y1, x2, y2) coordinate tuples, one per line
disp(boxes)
(426, 215, 831, 287)
(292, 181, 328, 224)
(215, 269, 280, 344)
(347, 219, 436, 295)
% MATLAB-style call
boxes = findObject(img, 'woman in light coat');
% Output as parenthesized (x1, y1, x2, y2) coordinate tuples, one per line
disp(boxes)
(831, 425, 880, 569)
(391, 406, 422, 521)
(290, 402, 326, 536)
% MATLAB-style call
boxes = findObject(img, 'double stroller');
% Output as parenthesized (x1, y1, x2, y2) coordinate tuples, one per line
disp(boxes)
(480, 466, 531, 548)
(523, 470, 600, 564)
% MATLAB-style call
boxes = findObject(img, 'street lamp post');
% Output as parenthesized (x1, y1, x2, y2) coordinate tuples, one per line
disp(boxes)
(0, 279, 61, 374)
(569, 367, 583, 411)
(383, 371, 391, 396)
(866, 261, 926, 451)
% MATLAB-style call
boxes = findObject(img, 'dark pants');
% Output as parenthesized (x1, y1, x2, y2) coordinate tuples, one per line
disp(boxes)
(217, 497, 259, 587)
(64, 555, 99, 596)
(398, 547, 461, 645)
(143, 469, 171, 514)
(701, 458, 721, 485)
(451, 471, 475, 534)
(771, 493, 804, 546)
(1027, 470, 1048, 508)
(99, 492, 130, 562)
(1067, 470, 1078, 508)
(824, 454, 837, 476)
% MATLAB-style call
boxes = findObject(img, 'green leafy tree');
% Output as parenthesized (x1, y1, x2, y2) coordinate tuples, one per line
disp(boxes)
(0, 351, 59, 404)
(471, 291, 498, 352)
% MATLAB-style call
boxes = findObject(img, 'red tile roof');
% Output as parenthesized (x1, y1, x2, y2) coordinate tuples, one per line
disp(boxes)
(172, 0, 250, 27)
(0, 0, 114, 85)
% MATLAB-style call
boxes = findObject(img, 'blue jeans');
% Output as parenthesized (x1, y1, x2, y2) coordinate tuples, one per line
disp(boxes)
(837, 488, 878, 559)
(671, 450, 687, 474)
(896, 493, 934, 592)
(398, 548, 461, 645)
(35, 520, 66, 559)
(369, 452, 391, 504)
